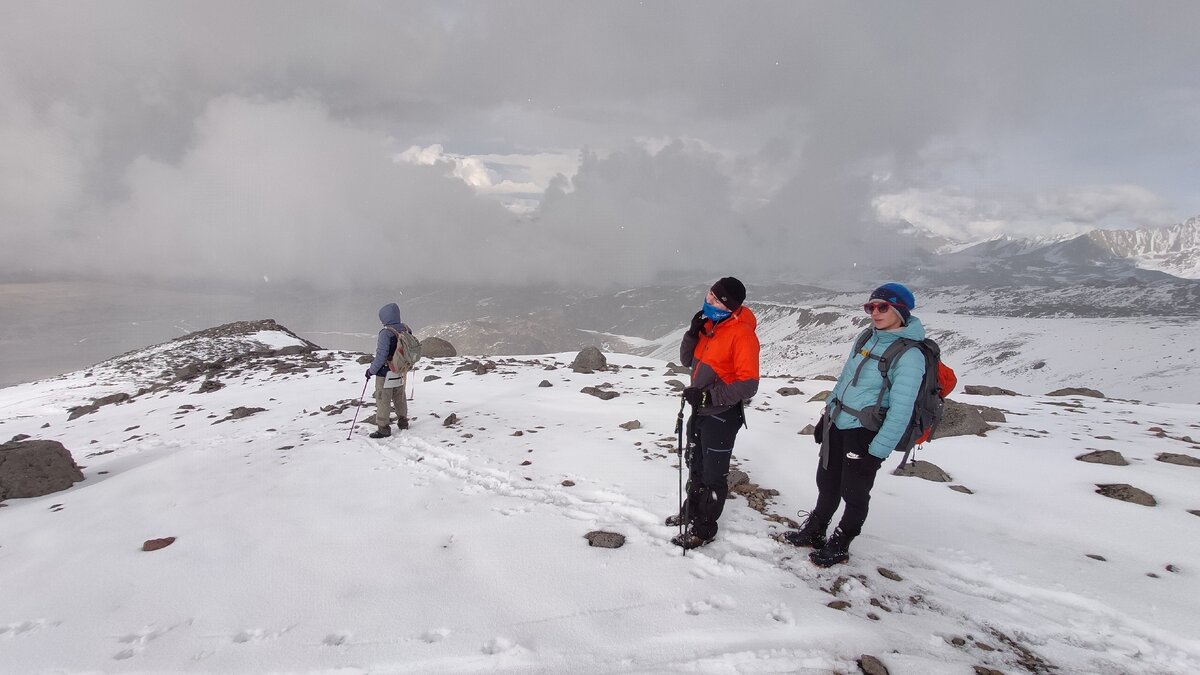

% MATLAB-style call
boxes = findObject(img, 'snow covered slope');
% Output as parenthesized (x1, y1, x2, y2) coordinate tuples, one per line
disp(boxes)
(2, 323, 1199, 673)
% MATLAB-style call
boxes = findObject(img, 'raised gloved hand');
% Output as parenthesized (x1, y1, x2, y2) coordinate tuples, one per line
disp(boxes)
(682, 386, 706, 408)
(686, 311, 706, 337)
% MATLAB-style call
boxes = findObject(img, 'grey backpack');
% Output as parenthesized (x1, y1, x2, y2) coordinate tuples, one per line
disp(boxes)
(386, 327, 423, 372)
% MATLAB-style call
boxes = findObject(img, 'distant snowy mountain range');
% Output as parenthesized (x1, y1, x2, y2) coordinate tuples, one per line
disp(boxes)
(919, 216, 1200, 283)
(1086, 216, 1200, 279)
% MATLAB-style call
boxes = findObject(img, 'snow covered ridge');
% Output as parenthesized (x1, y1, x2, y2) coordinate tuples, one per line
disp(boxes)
(35, 319, 324, 413)
(1086, 217, 1200, 279)
(934, 216, 1200, 281)
(2, 323, 1200, 673)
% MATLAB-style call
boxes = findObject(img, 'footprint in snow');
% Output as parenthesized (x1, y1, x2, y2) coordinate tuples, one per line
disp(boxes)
(421, 627, 451, 643)
(481, 636, 521, 654)
(322, 631, 352, 646)
(767, 602, 795, 624)
(683, 594, 737, 615)
(232, 626, 292, 643)
(1, 619, 59, 637)
(113, 622, 182, 660)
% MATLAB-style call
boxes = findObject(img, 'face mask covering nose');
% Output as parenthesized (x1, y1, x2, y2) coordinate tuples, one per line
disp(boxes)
(702, 301, 731, 322)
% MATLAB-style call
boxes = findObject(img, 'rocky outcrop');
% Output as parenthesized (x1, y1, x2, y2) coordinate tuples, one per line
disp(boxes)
(1155, 452, 1200, 467)
(584, 531, 625, 548)
(581, 386, 619, 400)
(571, 347, 608, 373)
(963, 385, 1018, 396)
(933, 399, 992, 438)
(1095, 483, 1156, 506)
(1047, 387, 1105, 398)
(0, 439, 85, 500)
(420, 337, 457, 358)
(1076, 450, 1129, 466)
(893, 460, 951, 482)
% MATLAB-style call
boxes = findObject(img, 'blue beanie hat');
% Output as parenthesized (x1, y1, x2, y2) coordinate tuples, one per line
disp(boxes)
(870, 283, 915, 324)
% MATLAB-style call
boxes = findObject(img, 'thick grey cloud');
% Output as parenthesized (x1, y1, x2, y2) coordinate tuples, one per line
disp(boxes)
(2, 1, 1198, 288)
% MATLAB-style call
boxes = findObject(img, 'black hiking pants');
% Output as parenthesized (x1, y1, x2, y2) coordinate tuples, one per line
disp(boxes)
(681, 404, 744, 540)
(811, 426, 884, 539)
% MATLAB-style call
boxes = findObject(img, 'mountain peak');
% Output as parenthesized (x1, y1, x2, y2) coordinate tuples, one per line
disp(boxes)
(1083, 216, 1200, 278)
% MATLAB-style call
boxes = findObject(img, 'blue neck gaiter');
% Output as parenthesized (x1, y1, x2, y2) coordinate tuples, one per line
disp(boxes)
(702, 301, 732, 322)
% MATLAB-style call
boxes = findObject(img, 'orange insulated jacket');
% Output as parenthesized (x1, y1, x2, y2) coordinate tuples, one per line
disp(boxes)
(679, 305, 760, 414)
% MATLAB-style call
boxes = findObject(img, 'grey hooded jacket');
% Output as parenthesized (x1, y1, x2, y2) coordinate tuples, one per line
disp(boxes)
(368, 303, 412, 376)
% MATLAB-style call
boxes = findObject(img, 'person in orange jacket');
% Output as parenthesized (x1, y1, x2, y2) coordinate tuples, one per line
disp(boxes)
(667, 277, 760, 549)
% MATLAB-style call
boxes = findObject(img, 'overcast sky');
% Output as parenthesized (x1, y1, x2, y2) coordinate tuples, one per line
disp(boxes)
(3, 1, 1198, 289)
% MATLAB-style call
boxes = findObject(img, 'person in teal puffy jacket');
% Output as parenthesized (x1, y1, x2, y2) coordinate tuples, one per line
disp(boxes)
(786, 283, 926, 567)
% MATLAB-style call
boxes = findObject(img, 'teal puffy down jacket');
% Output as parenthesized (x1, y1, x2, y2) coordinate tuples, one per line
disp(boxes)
(826, 316, 926, 460)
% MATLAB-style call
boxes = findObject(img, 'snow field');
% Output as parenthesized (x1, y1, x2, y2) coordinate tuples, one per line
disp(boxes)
(1, 344, 1198, 673)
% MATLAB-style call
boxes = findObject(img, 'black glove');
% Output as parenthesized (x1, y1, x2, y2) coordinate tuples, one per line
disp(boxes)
(813, 414, 825, 445)
(365, 368, 374, 379)
(682, 387, 706, 408)
(852, 452, 885, 471)
(686, 311, 706, 337)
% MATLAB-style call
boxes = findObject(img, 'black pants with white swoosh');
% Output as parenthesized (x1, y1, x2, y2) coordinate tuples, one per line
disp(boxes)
(811, 426, 884, 539)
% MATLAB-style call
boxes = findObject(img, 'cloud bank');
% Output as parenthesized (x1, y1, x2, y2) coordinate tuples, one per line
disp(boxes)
(2, 2, 1198, 288)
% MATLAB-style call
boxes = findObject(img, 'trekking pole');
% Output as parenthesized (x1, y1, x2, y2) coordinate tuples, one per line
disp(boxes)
(346, 377, 370, 440)
(683, 422, 693, 557)
(675, 395, 687, 543)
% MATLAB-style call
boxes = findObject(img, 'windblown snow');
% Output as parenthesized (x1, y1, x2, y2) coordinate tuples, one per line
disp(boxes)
(1, 322, 1198, 674)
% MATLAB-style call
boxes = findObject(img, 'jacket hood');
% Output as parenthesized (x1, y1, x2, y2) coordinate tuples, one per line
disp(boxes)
(378, 303, 402, 326)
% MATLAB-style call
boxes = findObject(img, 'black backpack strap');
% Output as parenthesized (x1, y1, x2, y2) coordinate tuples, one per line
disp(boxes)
(849, 329, 877, 387)
(852, 327, 873, 355)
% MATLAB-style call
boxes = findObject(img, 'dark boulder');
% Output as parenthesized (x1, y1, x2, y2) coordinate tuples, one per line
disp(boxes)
(893, 460, 951, 482)
(571, 347, 607, 372)
(1047, 387, 1105, 398)
(0, 439, 85, 500)
(858, 655, 889, 675)
(420, 337, 457, 358)
(963, 385, 1018, 396)
(142, 536, 176, 552)
(581, 386, 619, 400)
(1076, 450, 1128, 466)
(1156, 452, 1200, 468)
(584, 531, 626, 548)
(933, 399, 991, 438)
(1095, 483, 1156, 506)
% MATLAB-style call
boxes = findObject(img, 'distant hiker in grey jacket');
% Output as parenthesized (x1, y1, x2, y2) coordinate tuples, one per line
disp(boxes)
(366, 302, 412, 438)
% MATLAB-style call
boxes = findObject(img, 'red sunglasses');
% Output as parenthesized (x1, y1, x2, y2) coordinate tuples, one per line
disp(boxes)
(863, 301, 896, 315)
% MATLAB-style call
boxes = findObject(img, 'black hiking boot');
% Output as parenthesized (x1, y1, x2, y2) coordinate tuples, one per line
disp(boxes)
(670, 531, 713, 550)
(809, 528, 853, 567)
(369, 426, 392, 439)
(665, 513, 686, 527)
(397, 418, 409, 430)
(782, 513, 828, 549)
